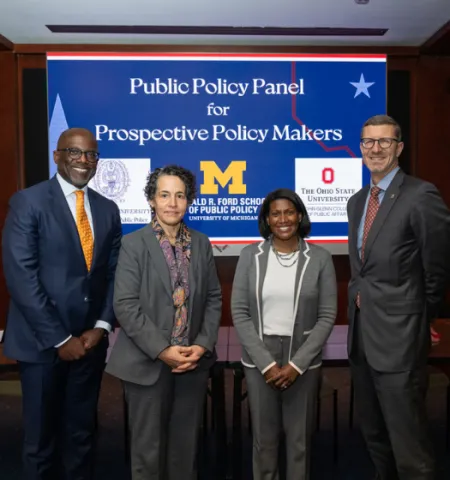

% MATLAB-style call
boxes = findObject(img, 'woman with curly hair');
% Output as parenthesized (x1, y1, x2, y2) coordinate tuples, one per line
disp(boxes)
(106, 165, 222, 480)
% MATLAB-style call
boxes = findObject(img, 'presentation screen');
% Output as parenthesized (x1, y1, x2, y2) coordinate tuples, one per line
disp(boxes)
(47, 52, 386, 255)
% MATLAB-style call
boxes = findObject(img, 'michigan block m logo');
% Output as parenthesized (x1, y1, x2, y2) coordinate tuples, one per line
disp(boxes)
(200, 161, 247, 195)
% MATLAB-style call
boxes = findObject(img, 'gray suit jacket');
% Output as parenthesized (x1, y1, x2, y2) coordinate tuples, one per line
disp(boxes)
(231, 239, 337, 373)
(105, 225, 222, 386)
(347, 169, 450, 372)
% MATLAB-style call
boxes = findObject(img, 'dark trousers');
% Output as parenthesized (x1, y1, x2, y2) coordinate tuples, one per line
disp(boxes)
(19, 346, 106, 480)
(349, 311, 435, 480)
(123, 366, 209, 480)
(245, 335, 320, 480)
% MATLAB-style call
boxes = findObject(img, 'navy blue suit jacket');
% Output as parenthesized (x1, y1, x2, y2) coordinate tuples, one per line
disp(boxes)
(2, 176, 122, 363)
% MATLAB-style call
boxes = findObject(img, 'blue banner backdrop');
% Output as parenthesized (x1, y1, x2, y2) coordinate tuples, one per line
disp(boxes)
(47, 53, 387, 244)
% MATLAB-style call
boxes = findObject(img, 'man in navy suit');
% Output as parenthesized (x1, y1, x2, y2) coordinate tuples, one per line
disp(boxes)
(2, 128, 122, 480)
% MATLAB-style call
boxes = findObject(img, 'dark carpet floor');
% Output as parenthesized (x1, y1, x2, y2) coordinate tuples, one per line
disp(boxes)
(0, 366, 449, 479)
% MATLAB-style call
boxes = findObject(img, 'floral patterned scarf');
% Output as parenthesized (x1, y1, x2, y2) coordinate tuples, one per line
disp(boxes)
(152, 217, 191, 345)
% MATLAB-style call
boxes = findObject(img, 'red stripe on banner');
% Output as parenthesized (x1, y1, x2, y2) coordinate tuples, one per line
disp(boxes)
(47, 52, 387, 60)
(308, 239, 348, 244)
(210, 240, 259, 245)
(210, 239, 348, 245)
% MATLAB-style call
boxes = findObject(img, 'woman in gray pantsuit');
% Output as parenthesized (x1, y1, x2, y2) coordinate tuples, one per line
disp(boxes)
(106, 165, 222, 480)
(231, 188, 337, 480)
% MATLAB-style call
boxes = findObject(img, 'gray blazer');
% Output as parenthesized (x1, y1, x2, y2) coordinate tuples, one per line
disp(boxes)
(231, 239, 337, 373)
(105, 225, 222, 386)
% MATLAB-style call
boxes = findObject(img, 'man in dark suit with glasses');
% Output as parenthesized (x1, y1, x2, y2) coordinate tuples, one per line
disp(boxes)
(2, 128, 122, 480)
(347, 115, 450, 479)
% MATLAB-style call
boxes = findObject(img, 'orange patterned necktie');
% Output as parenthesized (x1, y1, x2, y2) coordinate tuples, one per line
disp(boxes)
(75, 190, 94, 271)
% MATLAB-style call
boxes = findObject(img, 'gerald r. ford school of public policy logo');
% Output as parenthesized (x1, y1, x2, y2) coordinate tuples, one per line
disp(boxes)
(93, 159, 130, 201)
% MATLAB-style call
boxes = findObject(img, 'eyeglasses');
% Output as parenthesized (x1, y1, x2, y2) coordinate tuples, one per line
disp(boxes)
(57, 148, 100, 163)
(360, 138, 399, 149)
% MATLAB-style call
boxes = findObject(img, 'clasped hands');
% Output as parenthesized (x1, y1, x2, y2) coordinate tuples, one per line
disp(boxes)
(264, 364, 300, 391)
(57, 328, 105, 361)
(158, 345, 206, 373)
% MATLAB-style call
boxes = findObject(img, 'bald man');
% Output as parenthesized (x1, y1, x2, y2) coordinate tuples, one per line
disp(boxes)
(2, 128, 122, 480)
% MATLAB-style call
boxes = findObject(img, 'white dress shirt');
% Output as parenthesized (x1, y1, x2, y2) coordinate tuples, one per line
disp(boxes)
(55, 174, 111, 348)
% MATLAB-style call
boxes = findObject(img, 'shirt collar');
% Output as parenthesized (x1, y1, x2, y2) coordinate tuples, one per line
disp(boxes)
(371, 166, 400, 192)
(56, 173, 89, 198)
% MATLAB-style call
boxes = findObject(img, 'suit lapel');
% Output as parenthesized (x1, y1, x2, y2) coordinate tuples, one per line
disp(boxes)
(290, 240, 311, 359)
(256, 241, 269, 298)
(49, 176, 87, 271)
(255, 241, 269, 335)
(293, 239, 309, 297)
(142, 226, 173, 300)
(351, 186, 369, 266)
(87, 189, 104, 269)
(188, 233, 199, 320)
(362, 170, 404, 266)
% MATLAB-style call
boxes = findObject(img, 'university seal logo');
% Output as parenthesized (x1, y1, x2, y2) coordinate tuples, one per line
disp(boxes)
(93, 159, 130, 200)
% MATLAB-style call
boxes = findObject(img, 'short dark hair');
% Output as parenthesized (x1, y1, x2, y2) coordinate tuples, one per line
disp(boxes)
(361, 114, 402, 141)
(144, 165, 197, 205)
(258, 188, 311, 240)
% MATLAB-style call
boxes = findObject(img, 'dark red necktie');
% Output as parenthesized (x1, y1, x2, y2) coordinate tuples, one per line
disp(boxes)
(356, 186, 381, 308)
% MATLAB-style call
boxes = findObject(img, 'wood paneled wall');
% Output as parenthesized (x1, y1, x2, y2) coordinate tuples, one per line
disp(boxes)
(416, 56, 450, 205)
(0, 53, 19, 331)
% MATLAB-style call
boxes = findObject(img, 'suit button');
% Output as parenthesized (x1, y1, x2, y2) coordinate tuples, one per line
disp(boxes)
(84, 297, 89, 302)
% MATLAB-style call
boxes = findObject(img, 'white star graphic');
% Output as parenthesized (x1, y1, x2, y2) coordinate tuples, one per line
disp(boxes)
(350, 74, 375, 98)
